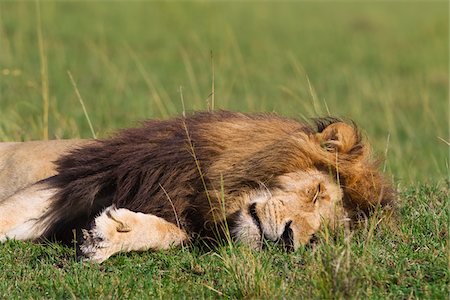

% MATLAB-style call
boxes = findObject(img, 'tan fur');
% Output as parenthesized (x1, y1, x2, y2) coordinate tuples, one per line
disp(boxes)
(0, 140, 89, 200)
(0, 182, 57, 241)
(80, 206, 188, 263)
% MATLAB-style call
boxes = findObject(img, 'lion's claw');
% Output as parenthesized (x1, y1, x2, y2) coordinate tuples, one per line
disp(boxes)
(79, 228, 110, 262)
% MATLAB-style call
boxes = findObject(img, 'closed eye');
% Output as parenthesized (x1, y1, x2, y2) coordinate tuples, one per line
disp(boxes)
(312, 184, 321, 204)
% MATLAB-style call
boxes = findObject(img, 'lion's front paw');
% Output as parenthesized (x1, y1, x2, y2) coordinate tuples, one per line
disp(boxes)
(79, 205, 188, 263)
(80, 228, 111, 263)
(79, 206, 131, 263)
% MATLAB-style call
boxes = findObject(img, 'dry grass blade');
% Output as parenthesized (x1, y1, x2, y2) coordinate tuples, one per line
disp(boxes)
(210, 50, 215, 111)
(35, 0, 49, 140)
(437, 136, 450, 147)
(159, 183, 182, 230)
(383, 132, 391, 173)
(200, 282, 226, 297)
(181, 119, 219, 232)
(67, 71, 96, 139)
(179, 86, 186, 118)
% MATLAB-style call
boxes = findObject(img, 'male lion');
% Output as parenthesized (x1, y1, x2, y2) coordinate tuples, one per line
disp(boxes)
(0, 111, 395, 262)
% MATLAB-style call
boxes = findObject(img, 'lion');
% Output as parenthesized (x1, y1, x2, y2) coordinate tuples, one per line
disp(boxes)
(0, 111, 395, 263)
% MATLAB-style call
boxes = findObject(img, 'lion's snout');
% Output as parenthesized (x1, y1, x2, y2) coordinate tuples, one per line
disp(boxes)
(278, 222, 318, 252)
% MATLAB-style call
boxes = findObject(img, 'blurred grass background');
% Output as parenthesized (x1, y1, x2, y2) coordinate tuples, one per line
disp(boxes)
(0, 2, 447, 184)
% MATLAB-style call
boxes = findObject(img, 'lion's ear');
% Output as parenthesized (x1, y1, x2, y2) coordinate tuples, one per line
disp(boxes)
(317, 122, 359, 154)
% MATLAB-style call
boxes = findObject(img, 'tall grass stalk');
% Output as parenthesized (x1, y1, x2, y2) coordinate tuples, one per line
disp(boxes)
(181, 120, 220, 235)
(383, 132, 391, 173)
(35, 0, 49, 140)
(179, 86, 186, 117)
(67, 71, 96, 139)
(158, 183, 182, 231)
(209, 50, 215, 111)
(178, 81, 232, 243)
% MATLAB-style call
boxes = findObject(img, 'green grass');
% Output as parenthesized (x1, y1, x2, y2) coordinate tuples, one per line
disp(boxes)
(0, 1, 448, 299)
(0, 186, 447, 298)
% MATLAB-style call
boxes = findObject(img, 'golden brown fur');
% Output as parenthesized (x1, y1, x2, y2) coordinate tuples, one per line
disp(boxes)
(0, 111, 395, 260)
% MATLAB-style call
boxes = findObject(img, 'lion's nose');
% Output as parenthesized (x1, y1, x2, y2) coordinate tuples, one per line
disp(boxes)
(280, 220, 294, 252)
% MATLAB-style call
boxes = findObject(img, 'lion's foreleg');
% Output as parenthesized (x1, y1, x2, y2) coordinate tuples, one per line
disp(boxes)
(0, 182, 56, 242)
(80, 206, 188, 263)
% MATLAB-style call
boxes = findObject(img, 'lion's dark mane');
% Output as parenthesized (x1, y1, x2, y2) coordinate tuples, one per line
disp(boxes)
(39, 111, 394, 242)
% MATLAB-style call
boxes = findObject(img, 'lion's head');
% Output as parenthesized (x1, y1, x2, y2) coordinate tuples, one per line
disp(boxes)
(231, 169, 344, 250)
(203, 116, 395, 250)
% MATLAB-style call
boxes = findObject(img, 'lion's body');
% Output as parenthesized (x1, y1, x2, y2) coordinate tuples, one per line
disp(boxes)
(0, 140, 89, 200)
(0, 111, 395, 262)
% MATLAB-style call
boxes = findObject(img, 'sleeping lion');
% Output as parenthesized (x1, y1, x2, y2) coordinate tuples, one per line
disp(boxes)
(0, 111, 395, 262)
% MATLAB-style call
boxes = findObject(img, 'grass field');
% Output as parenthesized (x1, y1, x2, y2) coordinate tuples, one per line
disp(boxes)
(0, 1, 448, 299)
